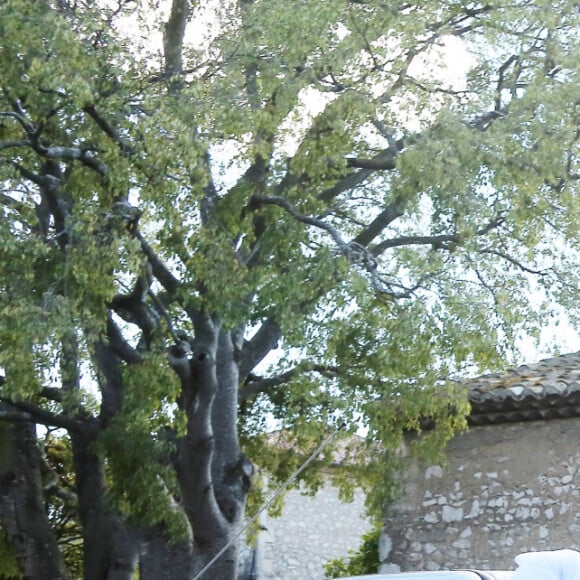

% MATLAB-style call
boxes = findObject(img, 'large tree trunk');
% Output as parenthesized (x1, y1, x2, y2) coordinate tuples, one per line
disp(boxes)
(139, 527, 194, 580)
(63, 327, 142, 580)
(168, 320, 250, 580)
(0, 419, 71, 580)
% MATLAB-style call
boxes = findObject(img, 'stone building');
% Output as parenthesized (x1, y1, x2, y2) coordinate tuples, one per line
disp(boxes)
(251, 478, 371, 579)
(380, 352, 580, 573)
(239, 436, 373, 580)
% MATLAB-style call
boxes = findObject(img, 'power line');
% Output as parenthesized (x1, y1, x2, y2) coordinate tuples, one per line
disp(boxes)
(192, 422, 347, 580)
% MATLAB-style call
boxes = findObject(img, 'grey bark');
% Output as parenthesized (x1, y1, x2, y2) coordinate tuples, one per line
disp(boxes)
(68, 427, 141, 580)
(0, 419, 71, 580)
(139, 530, 194, 580)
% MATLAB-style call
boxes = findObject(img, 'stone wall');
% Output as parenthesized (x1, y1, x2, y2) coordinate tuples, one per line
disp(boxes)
(254, 478, 372, 579)
(381, 418, 580, 572)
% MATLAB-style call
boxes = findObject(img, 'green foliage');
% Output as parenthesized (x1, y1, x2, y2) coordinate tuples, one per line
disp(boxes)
(324, 524, 382, 578)
(0, 527, 21, 580)
(0, 0, 579, 575)
(98, 358, 189, 538)
(43, 436, 83, 578)
(100, 419, 189, 540)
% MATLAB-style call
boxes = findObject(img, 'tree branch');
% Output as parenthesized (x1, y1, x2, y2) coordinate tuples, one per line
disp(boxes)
(135, 230, 180, 295)
(495, 54, 519, 113)
(0, 398, 91, 434)
(0, 419, 71, 578)
(345, 147, 398, 171)
(0, 410, 32, 422)
(317, 125, 405, 203)
(250, 194, 351, 251)
(83, 104, 134, 155)
(163, 0, 190, 76)
(239, 318, 282, 380)
(352, 196, 407, 247)
(240, 370, 297, 401)
(0, 139, 31, 151)
(175, 322, 229, 544)
(40, 387, 64, 402)
(0, 107, 35, 134)
(371, 214, 505, 257)
(106, 316, 144, 365)
(168, 341, 193, 395)
(32, 142, 109, 177)
(479, 248, 548, 276)
(463, 109, 507, 131)
(240, 364, 340, 401)
(318, 166, 380, 203)
(371, 233, 460, 256)
(93, 320, 127, 425)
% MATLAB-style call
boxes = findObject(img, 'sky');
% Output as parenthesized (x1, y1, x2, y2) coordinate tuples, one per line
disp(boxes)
(118, 1, 580, 369)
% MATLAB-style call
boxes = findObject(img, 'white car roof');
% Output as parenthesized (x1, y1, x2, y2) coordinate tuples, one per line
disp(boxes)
(336, 572, 513, 580)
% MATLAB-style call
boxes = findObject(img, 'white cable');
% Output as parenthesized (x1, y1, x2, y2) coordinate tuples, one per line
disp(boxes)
(192, 422, 346, 580)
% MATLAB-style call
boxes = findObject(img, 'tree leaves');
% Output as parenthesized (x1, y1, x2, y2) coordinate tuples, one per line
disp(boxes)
(0, 0, 579, 574)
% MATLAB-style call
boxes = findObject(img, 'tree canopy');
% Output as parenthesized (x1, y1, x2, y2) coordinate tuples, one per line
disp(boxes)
(0, 0, 578, 578)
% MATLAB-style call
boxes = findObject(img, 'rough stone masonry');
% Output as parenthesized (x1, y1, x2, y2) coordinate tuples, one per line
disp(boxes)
(381, 417, 580, 572)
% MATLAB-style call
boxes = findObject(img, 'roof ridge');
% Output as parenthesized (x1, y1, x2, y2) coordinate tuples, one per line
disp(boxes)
(466, 351, 580, 425)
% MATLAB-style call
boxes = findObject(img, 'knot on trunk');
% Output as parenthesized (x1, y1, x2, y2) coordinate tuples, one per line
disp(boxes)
(168, 341, 192, 387)
(217, 455, 255, 522)
(191, 346, 214, 367)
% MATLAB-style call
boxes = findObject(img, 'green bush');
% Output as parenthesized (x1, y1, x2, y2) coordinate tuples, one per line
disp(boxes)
(324, 524, 382, 578)
(0, 527, 21, 580)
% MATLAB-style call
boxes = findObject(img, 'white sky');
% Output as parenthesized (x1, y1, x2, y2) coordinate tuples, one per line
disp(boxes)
(116, 2, 580, 368)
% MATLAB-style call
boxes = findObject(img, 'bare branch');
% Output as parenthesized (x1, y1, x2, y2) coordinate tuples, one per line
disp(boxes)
(11, 162, 56, 187)
(0, 398, 91, 434)
(467, 259, 501, 309)
(479, 248, 548, 276)
(374, 271, 434, 299)
(33, 143, 109, 177)
(135, 230, 180, 295)
(83, 104, 133, 155)
(495, 54, 519, 113)
(163, 0, 190, 76)
(5, 100, 108, 177)
(240, 364, 340, 401)
(0, 107, 35, 134)
(250, 194, 351, 251)
(239, 318, 282, 380)
(370, 120, 403, 151)
(240, 370, 297, 401)
(106, 316, 144, 365)
(175, 324, 229, 544)
(318, 135, 404, 203)
(371, 233, 460, 255)
(319, 165, 383, 203)
(0, 410, 33, 423)
(0, 139, 31, 151)
(371, 215, 505, 256)
(346, 147, 397, 171)
(405, 75, 470, 99)
(352, 196, 407, 248)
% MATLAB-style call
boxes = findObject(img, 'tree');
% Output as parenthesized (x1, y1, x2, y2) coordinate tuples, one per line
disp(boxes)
(0, 0, 578, 578)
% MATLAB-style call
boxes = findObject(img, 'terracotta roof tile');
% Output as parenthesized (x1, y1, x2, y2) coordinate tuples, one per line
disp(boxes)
(465, 352, 580, 425)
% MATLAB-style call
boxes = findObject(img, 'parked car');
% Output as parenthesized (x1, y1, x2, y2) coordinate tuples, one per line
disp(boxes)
(336, 572, 513, 580)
